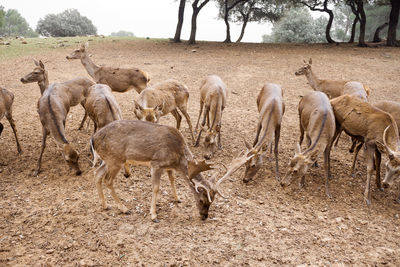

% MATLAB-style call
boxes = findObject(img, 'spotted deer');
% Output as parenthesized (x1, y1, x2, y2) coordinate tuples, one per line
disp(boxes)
(66, 43, 150, 93)
(90, 120, 233, 222)
(20, 60, 93, 130)
(243, 83, 285, 183)
(194, 75, 227, 159)
(281, 91, 336, 198)
(0, 87, 22, 154)
(330, 94, 400, 205)
(133, 79, 195, 142)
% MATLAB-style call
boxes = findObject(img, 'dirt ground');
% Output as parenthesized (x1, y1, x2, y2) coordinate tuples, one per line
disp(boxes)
(1, 39, 400, 266)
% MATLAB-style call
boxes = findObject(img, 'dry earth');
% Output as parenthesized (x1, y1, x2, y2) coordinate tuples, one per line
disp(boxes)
(1, 39, 400, 266)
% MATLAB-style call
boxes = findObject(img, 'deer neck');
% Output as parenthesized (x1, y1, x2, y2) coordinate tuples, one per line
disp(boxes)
(305, 69, 321, 90)
(38, 71, 49, 94)
(81, 52, 99, 79)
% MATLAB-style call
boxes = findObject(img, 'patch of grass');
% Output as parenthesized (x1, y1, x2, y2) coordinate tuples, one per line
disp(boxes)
(0, 36, 144, 62)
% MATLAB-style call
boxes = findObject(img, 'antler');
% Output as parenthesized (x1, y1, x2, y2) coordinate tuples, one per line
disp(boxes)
(192, 179, 212, 202)
(383, 125, 396, 159)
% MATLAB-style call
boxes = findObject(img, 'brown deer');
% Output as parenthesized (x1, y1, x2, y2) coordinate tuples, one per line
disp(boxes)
(90, 120, 233, 222)
(0, 87, 22, 154)
(281, 91, 336, 198)
(20, 60, 93, 130)
(66, 43, 150, 93)
(133, 79, 195, 142)
(330, 94, 400, 205)
(243, 83, 285, 183)
(194, 75, 227, 159)
(295, 58, 371, 99)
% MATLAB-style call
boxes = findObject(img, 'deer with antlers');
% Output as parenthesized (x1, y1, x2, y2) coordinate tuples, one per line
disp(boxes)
(243, 83, 285, 183)
(281, 91, 336, 198)
(20, 60, 94, 130)
(194, 75, 227, 159)
(330, 94, 400, 205)
(0, 87, 22, 154)
(295, 58, 371, 99)
(133, 79, 195, 142)
(66, 42, 150, 93)
(90, 120, 232, 222)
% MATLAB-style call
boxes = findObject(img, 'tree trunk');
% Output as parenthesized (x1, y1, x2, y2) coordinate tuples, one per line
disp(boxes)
(223, 2, 231, 43)
(325, 8, 336, 43)
(188, 9, 199, 45)
(173, 0, 186, 43)
(355, 0, 367, 47)
(373, 22, 388, 43)
(236, 14, 249, 43)
(348, 17, 358, 43)
(387, 0, 400, 46)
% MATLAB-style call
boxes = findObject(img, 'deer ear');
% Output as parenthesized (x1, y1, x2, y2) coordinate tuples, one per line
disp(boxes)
(309, 58, 312, 65)
(39, 60, 45, 69)
(243, 139, 252, 150)
(134, 100, 143, 111)
(154, 102, 163, 112)
(33, 59, 40, 66)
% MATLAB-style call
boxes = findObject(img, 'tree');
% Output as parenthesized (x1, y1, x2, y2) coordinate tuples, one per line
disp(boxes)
(300, 0, 337, 43)
(263, 7, 327, 43)
(188, 0, 211, 44)
(173, 0, 187, 42)
(36, 9, 97, 37)
(0, 6, 5, 29)
(110, 30, 135, 37)
(332, 3, 354, 41)
(0, 8, 38, 37)
(216, 0, 247, 43)
(387, 0, 399, 46)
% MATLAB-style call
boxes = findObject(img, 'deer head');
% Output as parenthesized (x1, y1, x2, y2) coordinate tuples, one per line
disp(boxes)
(203, 129, 218, 160)
(295, 58, 312, 76)
(66, 42, 87, 60)
(133, 100, 163, 123)
(243, 139, 266, 183)
(20, 59, 46, 84)
(381, 125, 400, 188)
(280, 143, 316, 187)
(63, 144, 81, 176)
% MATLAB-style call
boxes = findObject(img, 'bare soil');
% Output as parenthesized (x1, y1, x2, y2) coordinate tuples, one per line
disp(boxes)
(1, 39, 400, 266)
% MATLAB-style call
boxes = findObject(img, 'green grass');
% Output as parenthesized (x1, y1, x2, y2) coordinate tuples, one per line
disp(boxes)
(0, 36, 145, 62)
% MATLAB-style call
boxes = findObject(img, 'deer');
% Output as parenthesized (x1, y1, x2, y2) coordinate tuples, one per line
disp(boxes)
(242, 83, 285, 183)
(330, 94, 400, 205)
(20, 60, 94, 130)
(295, 58, 371, 99)
(280, 91, 336, 198)
(66, 42, 150, 93)
(133, 79, 195, 142)
(194, 75, 227, 160)
(0, 87, 22, 154)
(90, 120, 237, 222)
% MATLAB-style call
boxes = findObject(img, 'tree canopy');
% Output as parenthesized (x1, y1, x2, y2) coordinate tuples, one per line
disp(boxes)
(0, 8, 37, 37)
(36, 9, 97, 37)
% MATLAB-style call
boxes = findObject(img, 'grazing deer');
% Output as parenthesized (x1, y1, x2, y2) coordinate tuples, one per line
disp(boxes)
(66, 43, 150, 93)
(281, 91, 336, 198)
(90, 120, 232, 222)
(20, 60, 94, 130)
(330, 94, 400, 205)
(194, 75, 227, 160)
(243, 83, 285, 183)
(295, 58, 371, 99)
(133, 79, 195, 142)
(0, 87, 22, 154)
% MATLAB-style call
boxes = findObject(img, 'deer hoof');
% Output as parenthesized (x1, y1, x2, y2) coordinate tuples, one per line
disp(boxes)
(33, 170, 40, 176)
(364, 197, 371, 206)
(152, 218, 160, 223)
(123, 172, 131, 178)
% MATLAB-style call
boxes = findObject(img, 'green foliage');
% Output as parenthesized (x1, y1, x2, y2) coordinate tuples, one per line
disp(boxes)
(0, 8, 38, 37)
(110, 30, 135, 37)
(0, 6, 4, 29)
(36, 9, 97, 37)
(262, 7, 327, 43)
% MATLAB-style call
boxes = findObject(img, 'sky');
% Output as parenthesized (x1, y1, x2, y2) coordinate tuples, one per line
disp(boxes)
(1, 0, 273, 43)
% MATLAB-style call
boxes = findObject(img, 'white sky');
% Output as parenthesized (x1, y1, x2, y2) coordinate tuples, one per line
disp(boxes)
(1, 0, 273, 42)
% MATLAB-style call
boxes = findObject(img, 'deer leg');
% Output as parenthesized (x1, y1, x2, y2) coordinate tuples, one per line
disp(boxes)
(375, 148, 383, 191)
(351, 141, 363, 177)
(150, 167, 163, 223)
(324, 145, 332, 198)
(170, 109, 182, 129)
(364, 143, 375, 205)
(167, 170, 180, 203)
(217, 113, 223, 150)
(123, 162, 131, 178)
(94, 163, 108, 210)
(34, 127, 48, 176)
(78, 110, 88, 130)
(194, 100, 204, 135)
(299, 124, 305, 146)
(195, 107, 209, 147)
(179, 106, 195, 143)
(105, 164, 129, 214)
(274, 126, 281, 182)
(333, 129, 343, 147)
(5, 111, 22, 154)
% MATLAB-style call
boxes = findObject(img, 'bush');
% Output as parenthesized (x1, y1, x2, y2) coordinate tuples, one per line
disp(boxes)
(110, 30, 135, 37)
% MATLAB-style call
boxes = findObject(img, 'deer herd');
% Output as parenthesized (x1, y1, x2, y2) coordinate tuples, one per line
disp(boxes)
(0, 43, 399, 223)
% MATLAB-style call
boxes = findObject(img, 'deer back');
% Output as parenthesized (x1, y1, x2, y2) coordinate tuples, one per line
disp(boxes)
(342, 81, 368, 102)
(61, 77, 94, 107)
(374, 100, 400, 133)
(0, 88, 14, 118)
(97, 66, 149, 93)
